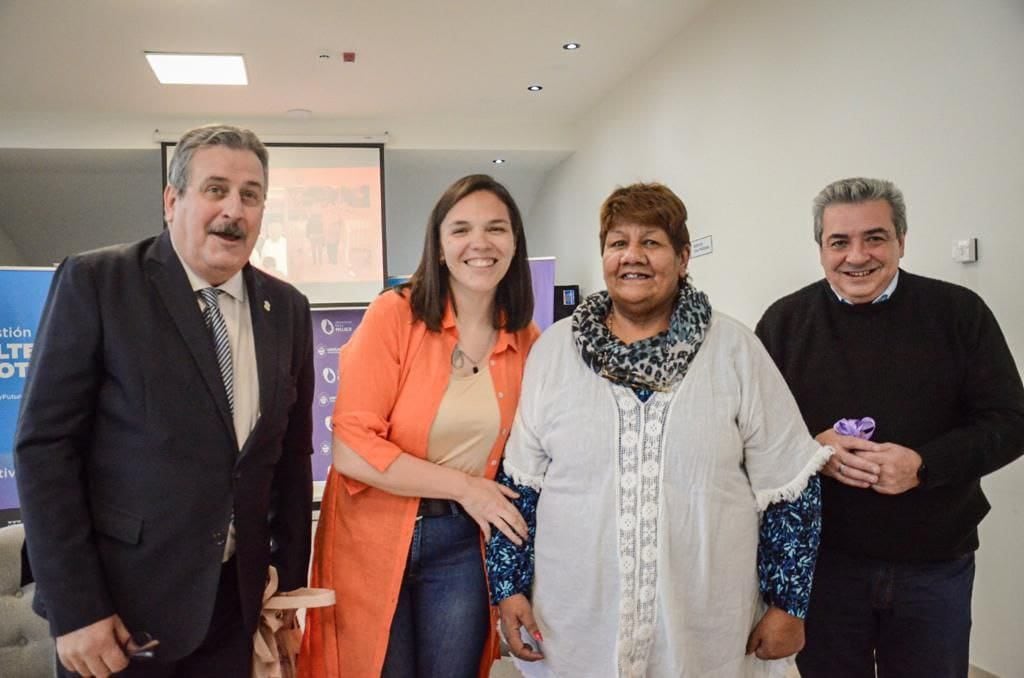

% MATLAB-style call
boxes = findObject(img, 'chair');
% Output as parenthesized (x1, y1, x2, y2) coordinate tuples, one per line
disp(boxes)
(0, 523, 55, 677)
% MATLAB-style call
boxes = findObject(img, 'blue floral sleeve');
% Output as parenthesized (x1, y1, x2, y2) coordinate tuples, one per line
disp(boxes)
(485, 464, 539, 604)
(757, 475, 822, 618)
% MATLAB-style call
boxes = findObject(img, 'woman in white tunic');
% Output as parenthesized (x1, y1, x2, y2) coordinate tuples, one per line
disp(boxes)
(486, 183, 832, 677)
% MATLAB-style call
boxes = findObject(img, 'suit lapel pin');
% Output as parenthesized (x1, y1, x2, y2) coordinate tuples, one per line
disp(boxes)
(264, 300, 271, 312)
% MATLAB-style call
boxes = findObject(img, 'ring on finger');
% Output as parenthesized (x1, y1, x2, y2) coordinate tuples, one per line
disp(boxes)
(838, 462, 845, 475)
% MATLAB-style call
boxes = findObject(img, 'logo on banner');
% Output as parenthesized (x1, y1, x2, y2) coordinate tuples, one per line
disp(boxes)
(320, 319, 335, 336)
(0, 328, 34, 380)
(322, 367, 337, 384)
(324, 416, 333, 432)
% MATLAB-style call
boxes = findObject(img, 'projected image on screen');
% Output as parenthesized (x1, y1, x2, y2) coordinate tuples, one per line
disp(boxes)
(163, 143, 386, 304)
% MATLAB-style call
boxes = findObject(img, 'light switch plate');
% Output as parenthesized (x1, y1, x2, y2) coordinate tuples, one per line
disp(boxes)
(952, 238, 977, 263)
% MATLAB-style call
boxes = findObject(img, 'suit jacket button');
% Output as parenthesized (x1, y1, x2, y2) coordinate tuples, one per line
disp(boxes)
(14, 589, 24, 598)
(18, 636, 28, 646)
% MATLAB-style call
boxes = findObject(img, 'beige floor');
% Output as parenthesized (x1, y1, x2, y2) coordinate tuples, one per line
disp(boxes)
(489, 658, 520, 678)
(489, 658, 801, 677)
(490, 658, 998, 677)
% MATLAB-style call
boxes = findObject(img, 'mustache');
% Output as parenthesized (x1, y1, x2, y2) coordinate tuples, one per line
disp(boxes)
(207, 222, 245, 238)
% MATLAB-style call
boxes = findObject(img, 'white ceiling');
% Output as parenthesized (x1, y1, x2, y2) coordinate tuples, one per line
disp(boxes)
(0, 0, 708, 140)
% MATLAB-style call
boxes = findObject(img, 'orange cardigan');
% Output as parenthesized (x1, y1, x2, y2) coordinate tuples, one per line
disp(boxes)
(299, 290, 539, 678)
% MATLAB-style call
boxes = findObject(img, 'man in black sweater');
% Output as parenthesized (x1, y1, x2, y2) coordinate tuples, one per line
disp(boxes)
(756, 177, 1024, 678)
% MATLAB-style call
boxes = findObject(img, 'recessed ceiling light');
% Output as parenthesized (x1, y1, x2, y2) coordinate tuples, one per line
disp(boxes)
(563, 42, 581, 50)
(144, 52, 248, 85)
(527, 84, 543, 92)
(287, 108, 313, 120)
(492, 158, 506, 165)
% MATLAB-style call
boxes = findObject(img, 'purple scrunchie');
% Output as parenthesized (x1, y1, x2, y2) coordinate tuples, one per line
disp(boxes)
(833, 417, 876, 440)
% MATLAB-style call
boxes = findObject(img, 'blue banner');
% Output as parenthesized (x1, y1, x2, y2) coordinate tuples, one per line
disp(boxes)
(311, 306, 367, 497)
(0, 267, 55, 523)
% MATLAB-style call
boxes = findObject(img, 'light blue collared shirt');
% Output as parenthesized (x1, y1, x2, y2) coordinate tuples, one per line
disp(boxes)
(831, 270, 900, 305)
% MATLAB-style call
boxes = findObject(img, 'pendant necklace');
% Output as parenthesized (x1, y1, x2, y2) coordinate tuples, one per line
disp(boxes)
(452, 346, 483, 374)
(451, 331, 494, 374)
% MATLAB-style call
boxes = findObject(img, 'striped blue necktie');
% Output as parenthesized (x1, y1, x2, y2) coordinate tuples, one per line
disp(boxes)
(199, 287, 234, 414)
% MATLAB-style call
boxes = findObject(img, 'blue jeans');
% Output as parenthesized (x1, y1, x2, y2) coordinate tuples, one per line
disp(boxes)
(797, 548, 975, 678)
(381, 508, 489, 678)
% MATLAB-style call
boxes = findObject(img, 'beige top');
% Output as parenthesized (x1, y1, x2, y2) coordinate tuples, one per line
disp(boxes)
(426, 366, 501, 476)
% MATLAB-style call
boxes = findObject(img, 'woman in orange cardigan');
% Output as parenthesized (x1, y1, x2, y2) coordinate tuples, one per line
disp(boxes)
(300, 174, 540, 678)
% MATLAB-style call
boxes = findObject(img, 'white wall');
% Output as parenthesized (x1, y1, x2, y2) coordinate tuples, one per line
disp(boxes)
(526, 0, 1024, 674)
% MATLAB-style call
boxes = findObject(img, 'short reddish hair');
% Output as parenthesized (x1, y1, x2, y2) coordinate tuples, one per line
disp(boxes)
(599, 182, 690, 254)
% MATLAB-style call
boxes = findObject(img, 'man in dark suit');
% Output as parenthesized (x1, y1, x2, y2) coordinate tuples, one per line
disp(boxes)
(14, 124, 314, 677)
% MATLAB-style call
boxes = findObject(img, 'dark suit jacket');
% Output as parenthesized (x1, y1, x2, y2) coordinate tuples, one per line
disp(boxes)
(14, 230, 314, 660)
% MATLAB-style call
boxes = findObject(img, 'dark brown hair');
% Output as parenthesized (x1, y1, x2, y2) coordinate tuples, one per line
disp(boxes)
(405, 174, 533, 332)
(599, 182, 690, 255)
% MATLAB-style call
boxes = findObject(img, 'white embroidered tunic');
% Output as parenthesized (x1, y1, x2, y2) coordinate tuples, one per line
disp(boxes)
(505, 312, 829, 678)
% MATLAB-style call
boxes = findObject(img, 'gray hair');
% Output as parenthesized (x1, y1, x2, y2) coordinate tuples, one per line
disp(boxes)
(167, 124, 269, 196)
(812, 177, 907, 245)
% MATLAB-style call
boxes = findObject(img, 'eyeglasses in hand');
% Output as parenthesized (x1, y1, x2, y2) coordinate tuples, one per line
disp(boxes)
(123, 631, 159, 661)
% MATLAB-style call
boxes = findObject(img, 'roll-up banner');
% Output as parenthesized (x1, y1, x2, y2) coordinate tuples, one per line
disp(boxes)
(310, 306, 367, 502)
(0, 267, 55, 526)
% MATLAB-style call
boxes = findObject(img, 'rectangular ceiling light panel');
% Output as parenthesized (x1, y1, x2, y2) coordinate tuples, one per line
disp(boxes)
(145, 52, 248, 85)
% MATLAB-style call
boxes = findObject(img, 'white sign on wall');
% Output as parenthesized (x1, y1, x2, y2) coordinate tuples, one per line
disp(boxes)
(692, 235, 713, 258)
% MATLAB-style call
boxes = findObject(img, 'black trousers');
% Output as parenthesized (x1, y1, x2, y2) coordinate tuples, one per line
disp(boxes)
(59, 559, 252, 678)
(797, 549, 975, 678)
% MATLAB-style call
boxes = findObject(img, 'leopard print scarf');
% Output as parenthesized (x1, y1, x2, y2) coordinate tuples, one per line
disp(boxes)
(572, 284, 712, 392)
